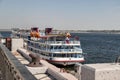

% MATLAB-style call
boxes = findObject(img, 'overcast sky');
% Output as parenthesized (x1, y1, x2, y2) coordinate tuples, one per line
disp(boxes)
(0, 0, 120, 30)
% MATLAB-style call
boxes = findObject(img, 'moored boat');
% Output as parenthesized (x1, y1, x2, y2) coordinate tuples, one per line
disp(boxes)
(23, 27, 85, 66)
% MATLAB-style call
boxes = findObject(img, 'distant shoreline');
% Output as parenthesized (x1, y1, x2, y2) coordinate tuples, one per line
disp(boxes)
(1, 28, 120, 34)
(61, 30, 120, 34)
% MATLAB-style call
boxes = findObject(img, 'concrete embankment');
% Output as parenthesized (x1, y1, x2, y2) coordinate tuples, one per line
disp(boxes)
(17, 48, 78, 80)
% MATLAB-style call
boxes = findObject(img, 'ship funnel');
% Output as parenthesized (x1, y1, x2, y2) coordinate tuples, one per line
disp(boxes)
(45, 28, 52, 35)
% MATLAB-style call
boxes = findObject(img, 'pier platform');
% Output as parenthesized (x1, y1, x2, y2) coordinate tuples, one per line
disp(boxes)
(12, 51, 55, 80)
(15, 48, 78, 80)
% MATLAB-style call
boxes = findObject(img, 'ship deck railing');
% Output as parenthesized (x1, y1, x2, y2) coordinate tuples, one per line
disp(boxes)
(45, 41, 80, 44)
(28, 45, 82, 53)
(48, 49, 82, 53)
(25, 39, 80, 45)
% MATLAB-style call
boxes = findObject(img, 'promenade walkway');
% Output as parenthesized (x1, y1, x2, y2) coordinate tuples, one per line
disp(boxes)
(12, 51, 54, 80)
(17, 48, 78, 80)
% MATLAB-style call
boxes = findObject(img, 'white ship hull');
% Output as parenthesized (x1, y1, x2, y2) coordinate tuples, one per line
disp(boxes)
(46, 58, 85, 66)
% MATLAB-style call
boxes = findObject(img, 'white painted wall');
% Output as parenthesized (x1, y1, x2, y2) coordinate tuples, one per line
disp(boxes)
(12, 38, 23, 51)
(81, 63, 120, 80)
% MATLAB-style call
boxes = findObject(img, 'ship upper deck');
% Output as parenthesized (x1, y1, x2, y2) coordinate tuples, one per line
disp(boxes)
(25, 38, 81, 45)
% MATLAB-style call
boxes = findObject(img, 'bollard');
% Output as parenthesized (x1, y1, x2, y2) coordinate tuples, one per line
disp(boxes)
(28, 53, 42, 67)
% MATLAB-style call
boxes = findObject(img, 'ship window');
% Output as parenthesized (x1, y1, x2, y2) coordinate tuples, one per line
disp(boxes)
(54, 46, 58, 49)
(36, 50, 38, 53)
(53, 46, 64, 49)
(70, 46, 73, 49)
(42, 53, 45, 56)
(49, 53, 52, 57)
(41, 52, 44, 55)
(67, 54, 76, 57)
(36, 50, 39, 53)
(74, 54, 77, 57)
(53, 54, 57, 57)
(34, 50, 36, 53)
(77, 54, 83, 58)
(64, 46, 73, 49)
(71, 54, 74, 57)
(31, 48, 33, 51)
(70, 54, 77, 57)
(50, 46, 53, 49)
(39, 45, 41, 49)
(35, 43, 39, 47)
(58, 46, 61, 49)
(31, 43, 34, 46)
(41, 45, 44, 49)
(45, 53, 49, 56)
(61, 54, 66, 57)
(64, 46, 69, 49)
(53, 54, 60, 57)
(67, 54, 71, 57)
(53, 54, 68, 57)
(74, 46, 80, 49)
(55, 54, 60, 57)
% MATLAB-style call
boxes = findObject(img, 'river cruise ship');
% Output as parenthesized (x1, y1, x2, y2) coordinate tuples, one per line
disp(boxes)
(20, 27, 85, 66)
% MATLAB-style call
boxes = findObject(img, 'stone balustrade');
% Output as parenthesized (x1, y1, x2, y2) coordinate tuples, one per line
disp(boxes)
(0, 43, 37, 80)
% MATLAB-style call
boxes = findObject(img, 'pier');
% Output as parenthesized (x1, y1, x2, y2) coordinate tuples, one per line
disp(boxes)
(0, 38, 77, 80)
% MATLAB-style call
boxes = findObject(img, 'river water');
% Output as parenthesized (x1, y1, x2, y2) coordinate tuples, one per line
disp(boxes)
(72, 33, 120, 64)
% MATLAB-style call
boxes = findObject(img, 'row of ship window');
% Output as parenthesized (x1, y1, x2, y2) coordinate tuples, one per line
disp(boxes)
(28, 47, 83, 58)
(28, 42, 81, 50)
